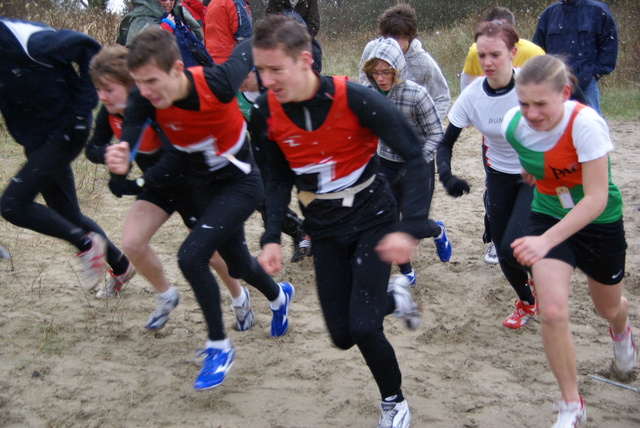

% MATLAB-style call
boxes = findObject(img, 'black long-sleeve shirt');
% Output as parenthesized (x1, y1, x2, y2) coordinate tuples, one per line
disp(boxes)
(118, 40, 253, 188)
(249, 75, 432, 243)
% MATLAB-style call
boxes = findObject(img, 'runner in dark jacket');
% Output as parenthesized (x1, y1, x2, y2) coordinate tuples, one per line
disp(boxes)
(0, 17, 132, 293)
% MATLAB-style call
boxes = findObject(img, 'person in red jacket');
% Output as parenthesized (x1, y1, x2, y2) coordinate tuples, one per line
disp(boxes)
(181, 0, 206, 31)
(204, 0, 251, 63)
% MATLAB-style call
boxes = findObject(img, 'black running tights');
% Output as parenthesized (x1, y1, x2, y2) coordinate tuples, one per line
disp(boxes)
(178, 170, 280, 341)
(485, 168, 535, 304)
(0, 139, 125, 268)
(312, 223, 402, 401)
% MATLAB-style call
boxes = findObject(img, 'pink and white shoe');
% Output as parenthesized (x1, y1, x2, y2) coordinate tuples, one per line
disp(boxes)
(551, 396, 586, 428)
(611, 321, 637, 373)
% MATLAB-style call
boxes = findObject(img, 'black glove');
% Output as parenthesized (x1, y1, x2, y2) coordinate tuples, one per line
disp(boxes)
(440, 173, 470, 198)
(108, 178, 143, 198)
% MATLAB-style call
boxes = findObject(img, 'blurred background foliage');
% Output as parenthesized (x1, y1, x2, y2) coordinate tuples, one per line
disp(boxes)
(0, 0, 637, 118)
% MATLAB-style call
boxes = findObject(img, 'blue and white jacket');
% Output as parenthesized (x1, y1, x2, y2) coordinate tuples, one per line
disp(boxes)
(0, 17, 100, 150)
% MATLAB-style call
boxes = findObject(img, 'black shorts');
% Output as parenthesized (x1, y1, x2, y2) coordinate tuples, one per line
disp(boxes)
(137, 186, 198, 229)
(529, 212, 627, 285)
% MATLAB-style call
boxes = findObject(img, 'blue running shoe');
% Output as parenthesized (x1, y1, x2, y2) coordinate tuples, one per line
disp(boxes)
(402, 269, 416, 287)
(270, 282, 294, 337)
(193, 347, 235, 390)
(433, 220, 452, 262)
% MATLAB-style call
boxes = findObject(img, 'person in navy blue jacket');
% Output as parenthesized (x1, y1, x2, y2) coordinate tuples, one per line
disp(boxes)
(532, 0, 618, 114)
(0, 18, 132, 293)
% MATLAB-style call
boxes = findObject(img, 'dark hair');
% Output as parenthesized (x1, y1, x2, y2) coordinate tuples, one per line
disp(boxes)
(482, 6, 515, 26)
(90, 45, 134, 89)
(474, 20, 519, 50)
(378, 4, 418, 40)
(127, 27, 181, 73)
(516, 55, 570, 92)
(252, 15, 311, 59)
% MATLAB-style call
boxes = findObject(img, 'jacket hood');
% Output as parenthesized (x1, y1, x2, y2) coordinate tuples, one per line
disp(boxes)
(130, 0, 168, 19)
(403, 38, 426, 61)
(365, 37, 407, 85)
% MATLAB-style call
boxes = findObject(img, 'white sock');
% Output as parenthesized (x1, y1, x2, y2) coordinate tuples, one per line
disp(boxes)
(231, 288, 246, 307)
(157, 286, 177, 301)
(269, 285, 285, 310)
(206, 338, 232, 351)
(612, 320, 631, 340)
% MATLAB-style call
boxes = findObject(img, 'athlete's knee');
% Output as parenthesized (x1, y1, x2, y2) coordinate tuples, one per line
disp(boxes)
(177, 244, 210, 276)
(224, 259, 246, 279)
(594, 295, 627, 321)
(326, 325, 355, 350)
(350, 323, 379, 346)
(0, 193, 23, 224)
(497, 240, 516, 264)
(121, 235, 148, 262)
(538, 301, 569, 328)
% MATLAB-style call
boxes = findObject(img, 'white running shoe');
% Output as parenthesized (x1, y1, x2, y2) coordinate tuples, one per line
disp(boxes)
(96, 263, 136, 299)
(232, 286, 254, 331)
(75, 232, 107, 291)
(483, 242, 498, 264)
(389, 275, 421, 330)
(611, 322, 638, 373)
(378, 399, 411, 428)
(551, 397, 586, 428)
(145, 290, 180, 330)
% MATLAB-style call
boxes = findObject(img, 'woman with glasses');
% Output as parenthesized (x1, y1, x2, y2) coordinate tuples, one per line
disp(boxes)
(360, 37, 451, 288)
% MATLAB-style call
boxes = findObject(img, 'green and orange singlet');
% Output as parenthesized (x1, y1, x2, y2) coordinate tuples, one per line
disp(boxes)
(505, 103, 622, 223)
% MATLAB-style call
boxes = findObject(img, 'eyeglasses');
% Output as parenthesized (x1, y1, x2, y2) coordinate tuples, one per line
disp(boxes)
(370, 69, 394, 78)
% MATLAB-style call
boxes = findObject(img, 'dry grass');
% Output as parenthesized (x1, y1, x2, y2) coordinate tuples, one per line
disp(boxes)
(0, 1, 637, 117)
(320, 2, 639, 119)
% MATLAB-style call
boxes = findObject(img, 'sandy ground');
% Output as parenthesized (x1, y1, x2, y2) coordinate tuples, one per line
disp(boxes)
(0, 121, 638, 428)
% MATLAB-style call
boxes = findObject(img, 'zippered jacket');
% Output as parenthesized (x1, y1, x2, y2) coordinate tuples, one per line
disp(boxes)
(532, 0, 618, 90)
(0, 17, 100, 150)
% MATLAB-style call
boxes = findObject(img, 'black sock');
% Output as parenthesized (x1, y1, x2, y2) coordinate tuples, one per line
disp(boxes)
(109, 253, 130, 275)
(74, 235, 92, 253)
(383, 392, 404, 403)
